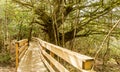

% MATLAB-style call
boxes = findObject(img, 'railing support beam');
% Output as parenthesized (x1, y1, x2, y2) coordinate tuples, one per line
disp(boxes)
(50, 52, 54, 67)
(15, 42, 19, 70)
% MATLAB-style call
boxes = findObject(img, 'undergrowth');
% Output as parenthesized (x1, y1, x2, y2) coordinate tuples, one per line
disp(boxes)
(0, 52, 11, 66)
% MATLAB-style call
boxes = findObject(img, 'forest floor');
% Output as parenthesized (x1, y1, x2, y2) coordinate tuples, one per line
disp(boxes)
(0, 60, 15, 72)
(0, 66, 15, 72)
(95, 59, 120, 72)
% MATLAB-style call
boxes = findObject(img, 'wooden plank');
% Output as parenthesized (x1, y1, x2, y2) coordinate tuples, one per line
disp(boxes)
(42, 50, 69, 72)
(19, 45, 28, 60)
(81, 70, 95, 72)
(18, 39, 28, 47)
(48, 45, 94, 70)
(50, 51, 54, 67)
(40, 51, 55, 72)
(36, 38, 94, 71)
(19, 43, 28, 54)
(15, 42, 19, 70)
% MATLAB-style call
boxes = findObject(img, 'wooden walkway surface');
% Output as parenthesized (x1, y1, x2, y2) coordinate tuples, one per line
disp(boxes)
(17, 42, 48, 72)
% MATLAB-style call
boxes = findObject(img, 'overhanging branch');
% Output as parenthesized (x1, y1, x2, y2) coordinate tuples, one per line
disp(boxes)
(12, 0, 34, 8)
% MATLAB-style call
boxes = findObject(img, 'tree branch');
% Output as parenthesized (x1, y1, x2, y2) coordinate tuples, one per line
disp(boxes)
(12, 0, 34, 8)
(93, 19, 120, 70)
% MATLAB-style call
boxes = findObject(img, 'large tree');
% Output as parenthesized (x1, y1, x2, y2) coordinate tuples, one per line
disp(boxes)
(12, 0, 120, 45)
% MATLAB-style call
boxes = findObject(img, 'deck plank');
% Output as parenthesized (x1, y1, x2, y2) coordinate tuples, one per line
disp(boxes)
(17, 42, 48, 72)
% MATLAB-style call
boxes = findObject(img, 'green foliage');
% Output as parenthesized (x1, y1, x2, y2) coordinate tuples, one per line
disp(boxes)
(0, 52, 11, 64)
(110, 37, 120, 58)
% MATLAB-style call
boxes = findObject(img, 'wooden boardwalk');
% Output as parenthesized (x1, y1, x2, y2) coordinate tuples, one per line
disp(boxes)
(16, 38, 95, 72)
(17, 42, 48, 72)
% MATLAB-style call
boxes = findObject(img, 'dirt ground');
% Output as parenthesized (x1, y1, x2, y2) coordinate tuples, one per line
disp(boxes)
(0, 66, 15, 72)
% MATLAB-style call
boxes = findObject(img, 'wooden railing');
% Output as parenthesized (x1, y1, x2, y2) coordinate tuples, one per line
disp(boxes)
(34, 38, 95, 72)
(15, 39, 28, 70)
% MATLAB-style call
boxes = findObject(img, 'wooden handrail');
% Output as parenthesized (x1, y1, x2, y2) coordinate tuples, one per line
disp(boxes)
(33, 37, 95, 72)
(15, 39, 28, 70)
(15, 38, 95, 72)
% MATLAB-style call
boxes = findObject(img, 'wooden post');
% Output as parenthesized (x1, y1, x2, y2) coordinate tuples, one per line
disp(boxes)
(83, 60, 94, 70)
(15, 42, 19, 70)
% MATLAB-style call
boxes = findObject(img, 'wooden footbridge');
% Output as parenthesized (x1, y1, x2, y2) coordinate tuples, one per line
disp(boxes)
(15, 37, 95, 72)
